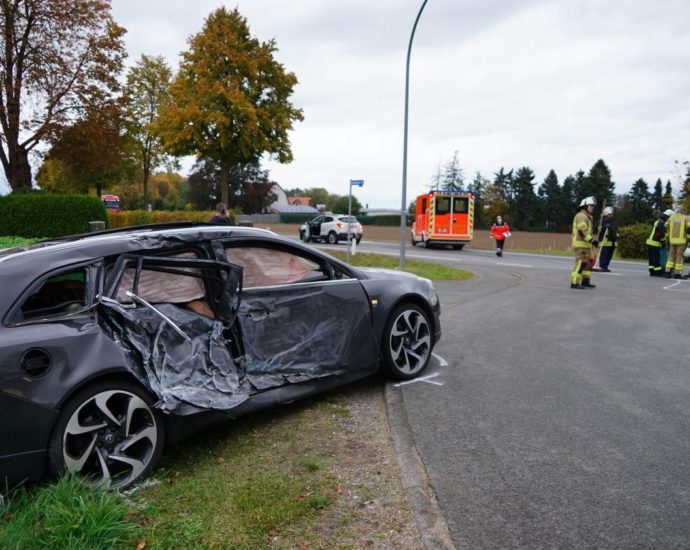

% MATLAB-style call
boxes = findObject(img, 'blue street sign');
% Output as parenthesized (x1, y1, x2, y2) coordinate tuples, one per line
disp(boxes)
(350, 179, 364, 187)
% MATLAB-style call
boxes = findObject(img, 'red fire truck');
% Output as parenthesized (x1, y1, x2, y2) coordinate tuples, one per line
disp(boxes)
(410, 190, 475, 249)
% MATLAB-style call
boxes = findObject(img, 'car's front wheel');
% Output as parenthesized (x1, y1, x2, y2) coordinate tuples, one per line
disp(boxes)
(381, 303, 433, 380)
(47, 380, 165, 490)
(327, 231, 338, 245)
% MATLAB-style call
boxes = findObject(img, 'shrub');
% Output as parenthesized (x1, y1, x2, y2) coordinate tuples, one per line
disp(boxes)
(359, 215, 411, 226)
(108, 209, 236, 228)
(0, 194, 107, 238)
(617, 223, 650, 259)
(279, 213, 316, 224)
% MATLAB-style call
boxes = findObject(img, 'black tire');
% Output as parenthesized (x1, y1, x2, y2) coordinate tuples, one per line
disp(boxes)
(356, 237, 362, 245)
(410, 232, 417, 246)
(454, 244, 465, 250)
(423, 238, 432, 249)
(327, 231, 338, 245)
(381, 303, 433, 380)
(299, 230, 306, 242)
(47, 379, 165, 490)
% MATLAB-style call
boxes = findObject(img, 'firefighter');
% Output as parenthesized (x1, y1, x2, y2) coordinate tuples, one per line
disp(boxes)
(596, 206, 617, 272)
(664, 206, 690, 279)
(571, 196, 597, 289)
(646, 209, 674, 276)
(490, 215, 511, 257)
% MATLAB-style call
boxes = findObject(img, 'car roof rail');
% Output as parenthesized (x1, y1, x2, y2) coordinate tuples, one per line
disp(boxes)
(37, 222, 226, 244)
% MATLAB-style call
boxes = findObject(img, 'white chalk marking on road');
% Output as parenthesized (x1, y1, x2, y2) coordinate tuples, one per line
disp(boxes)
(662, 280, 686, 290)
(394, 372, 444, 387)
(432, 352, 448, 368)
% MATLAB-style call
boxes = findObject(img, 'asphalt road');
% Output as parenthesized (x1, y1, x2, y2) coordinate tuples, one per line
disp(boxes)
(344, 240, 690, 549)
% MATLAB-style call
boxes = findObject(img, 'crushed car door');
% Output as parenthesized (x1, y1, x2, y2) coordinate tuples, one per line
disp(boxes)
(222, 242, 378, 391)
(100, 253, 245, 414)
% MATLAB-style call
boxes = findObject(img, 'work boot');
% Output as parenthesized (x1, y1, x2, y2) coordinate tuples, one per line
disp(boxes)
(673, 274, 683, 280)
(570, 283, 585, 289)
(582, 280, 596, 288)
(665, 272, 673, 278)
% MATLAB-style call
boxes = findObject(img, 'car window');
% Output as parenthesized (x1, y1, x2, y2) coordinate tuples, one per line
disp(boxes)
(324, 216, 333, 222)
(20, 268, 88, 320)
(225, 246, 325, 288)
(115, 252, 206, 304)
(339, 216, 358, 223)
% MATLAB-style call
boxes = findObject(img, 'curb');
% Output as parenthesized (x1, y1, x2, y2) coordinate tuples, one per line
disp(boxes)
(385, 381, 455, 549)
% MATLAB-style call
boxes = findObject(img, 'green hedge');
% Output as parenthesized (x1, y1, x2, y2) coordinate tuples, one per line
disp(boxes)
(617, 223, 649, 259)
(359, 215, 411, 226)
(279, 213, 316, 224)
(108, 209, 236, 228)
(0, 194, 107, 238)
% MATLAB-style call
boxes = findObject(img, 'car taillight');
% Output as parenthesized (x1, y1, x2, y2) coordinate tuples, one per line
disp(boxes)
(336, 222, 344, 229)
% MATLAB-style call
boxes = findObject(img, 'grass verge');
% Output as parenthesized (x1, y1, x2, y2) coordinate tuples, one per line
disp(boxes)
(0, 475, 140, 550)
(328, 250, 473, 281)
(0, 236, 39, 249)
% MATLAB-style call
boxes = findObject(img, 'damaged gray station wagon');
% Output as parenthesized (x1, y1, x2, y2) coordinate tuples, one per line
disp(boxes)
(0, 224, 441, 489)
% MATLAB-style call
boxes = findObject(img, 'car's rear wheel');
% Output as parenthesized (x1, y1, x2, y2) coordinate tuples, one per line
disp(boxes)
(356, 236, 362, 245)
(47, 380, 165, 490)
(381, 303, 432, 380)
(327, 231, 338, 245)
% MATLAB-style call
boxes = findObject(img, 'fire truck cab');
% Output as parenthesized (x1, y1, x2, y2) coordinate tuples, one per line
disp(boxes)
(410, 190, 474, 249)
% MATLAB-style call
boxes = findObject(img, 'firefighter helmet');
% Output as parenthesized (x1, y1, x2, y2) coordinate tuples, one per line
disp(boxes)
(602, 206, 613, 216)
(663, 209, 674, 217)
(579, 196, 596, 207)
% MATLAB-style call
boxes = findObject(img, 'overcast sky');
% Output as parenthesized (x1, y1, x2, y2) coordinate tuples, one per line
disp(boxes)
(3, 0, 689, 207)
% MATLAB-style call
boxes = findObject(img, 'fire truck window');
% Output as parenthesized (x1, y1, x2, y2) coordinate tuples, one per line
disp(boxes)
(436, 197, 450, 215)
(421, 198, 427, 213)
(453, 197, 468, 213)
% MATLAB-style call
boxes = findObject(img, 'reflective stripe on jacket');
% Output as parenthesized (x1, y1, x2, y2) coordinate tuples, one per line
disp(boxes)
(646, 219, 665, 247)
(571, 210, 593, 248)
(664, 213, 690, 245)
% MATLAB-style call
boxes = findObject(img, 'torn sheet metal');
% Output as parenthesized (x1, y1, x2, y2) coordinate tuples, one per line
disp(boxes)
(100, 300, 248, 415)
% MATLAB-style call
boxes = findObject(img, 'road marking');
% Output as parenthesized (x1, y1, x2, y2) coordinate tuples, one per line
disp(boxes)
(432, 352, 448, 368)
(500, 262, 532, 268)
(663, 280, 687, 290)
(394, 372, 444, 387)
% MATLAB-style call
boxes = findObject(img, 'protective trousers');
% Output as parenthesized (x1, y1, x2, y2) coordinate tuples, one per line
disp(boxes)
(647, 246, 662, 275)
(665, 243, 686, 275)
(571, 247, 592, 285)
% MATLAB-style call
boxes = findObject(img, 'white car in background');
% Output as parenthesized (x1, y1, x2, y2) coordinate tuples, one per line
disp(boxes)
(299, 214, 363, 245)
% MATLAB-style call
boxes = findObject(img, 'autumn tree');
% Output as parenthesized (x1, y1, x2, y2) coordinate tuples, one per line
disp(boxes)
(37, 101, 132, 196)
(157, 7, 303, 205)
(125, 54, 173, 207)
(0, 0, 126, 190)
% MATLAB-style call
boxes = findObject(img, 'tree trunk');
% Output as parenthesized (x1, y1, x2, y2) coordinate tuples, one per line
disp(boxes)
(7, 145, 33, 190)
(220, 157, 229, 205)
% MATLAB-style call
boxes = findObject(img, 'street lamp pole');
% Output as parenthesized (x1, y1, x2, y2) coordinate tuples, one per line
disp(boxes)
(399, 0, 429, 269)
